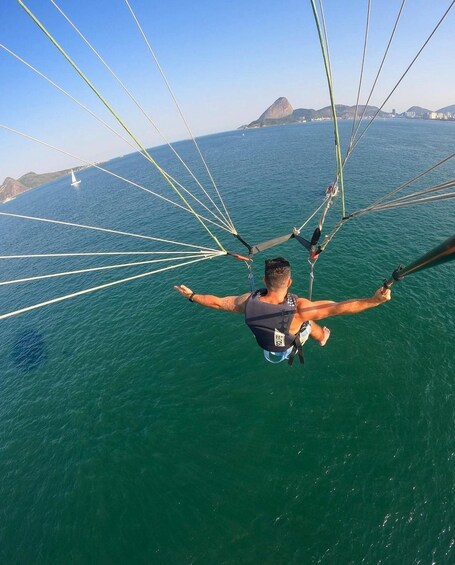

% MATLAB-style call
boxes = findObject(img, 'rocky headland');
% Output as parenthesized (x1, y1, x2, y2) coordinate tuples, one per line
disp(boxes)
(0, 168, 83, 203)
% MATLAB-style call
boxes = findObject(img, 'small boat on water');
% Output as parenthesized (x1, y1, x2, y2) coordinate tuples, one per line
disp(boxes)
(70, 169, 81, 188)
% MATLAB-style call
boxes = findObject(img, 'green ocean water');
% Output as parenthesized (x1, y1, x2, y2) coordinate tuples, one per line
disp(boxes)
(0, 120, 454, 564)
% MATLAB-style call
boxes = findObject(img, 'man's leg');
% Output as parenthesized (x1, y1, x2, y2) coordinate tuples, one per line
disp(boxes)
(309, 320, 331, 346)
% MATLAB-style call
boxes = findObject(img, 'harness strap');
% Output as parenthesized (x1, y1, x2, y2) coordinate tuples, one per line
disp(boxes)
(250, 232, 295, 255)
(233, 232, 253, 254)
(287, 322, 309, 366)
(287, 341, 304, 366)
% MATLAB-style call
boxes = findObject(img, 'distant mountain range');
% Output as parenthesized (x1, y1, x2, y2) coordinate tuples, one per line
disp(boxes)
(0, 168, 83, 203)
(240, 97, 455, 128)
(438, 104, 455, 113)
(405, 104, 455, 116)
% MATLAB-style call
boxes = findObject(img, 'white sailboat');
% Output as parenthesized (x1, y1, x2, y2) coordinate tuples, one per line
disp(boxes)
(70, 169, 81, 188)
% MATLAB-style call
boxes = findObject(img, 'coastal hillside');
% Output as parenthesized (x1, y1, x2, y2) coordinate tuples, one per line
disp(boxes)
(241, 97, 389, 128)
(406, 106, 431, 117)
(0, 177, 29, 202)
(241, 97, 455, 128)
(438, 104, 455, 114)
(0, 168, 83, 203)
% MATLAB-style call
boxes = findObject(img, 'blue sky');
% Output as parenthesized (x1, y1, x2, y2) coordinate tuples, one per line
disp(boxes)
(1, 0, 454, 180)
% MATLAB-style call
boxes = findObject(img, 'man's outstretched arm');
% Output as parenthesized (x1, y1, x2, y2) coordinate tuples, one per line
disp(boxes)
(297, 287, 391, 322)
(174, 285, 250, 313)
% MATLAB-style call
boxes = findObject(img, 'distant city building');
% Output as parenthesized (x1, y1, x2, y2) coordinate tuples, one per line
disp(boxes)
(427, 111, 452, 120)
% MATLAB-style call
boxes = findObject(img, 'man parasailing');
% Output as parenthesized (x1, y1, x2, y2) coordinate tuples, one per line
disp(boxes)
(174, 257, 391, 365)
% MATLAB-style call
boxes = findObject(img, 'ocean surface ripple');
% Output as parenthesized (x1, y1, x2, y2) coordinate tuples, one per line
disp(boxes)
(0, 120, 454, 564)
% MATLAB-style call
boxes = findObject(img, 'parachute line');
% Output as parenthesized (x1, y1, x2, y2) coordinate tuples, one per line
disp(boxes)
(348, 0, 455, 157)
(348, 0, 371, 151)
(0, 211, 225, 253)
(345, 0, 407, 163)
(0, 254, 218, 286)
(123, 0, 236, 233)
(349, 152, 455, 218)
(0, 251, 213, 260)
(0, 124, 231, 234)
(0, 255, 218, 321)
(364, 191, 455, 213)
(310, 0, 346, 218)
(0, 45, 233, 232)
(48, 0, 234, 232)
(17, 0, 227, 251)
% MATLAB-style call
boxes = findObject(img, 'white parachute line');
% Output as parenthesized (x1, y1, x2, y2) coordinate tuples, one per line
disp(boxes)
(346, 0, 407, 157)
(0, 123, 231, 233)
(0, 255, 218, 321)
(318, 193, 337, 231)
(0, 211, 224, 252)
(0, 44, 232, 233)
(350, 151, 455, 218)
(0, 44, 141, 159)
(16, 0, 226, 251)
(123, 0, 237, 233)
(353, 192, 455, 218)
(319, 220, 346, 252)
(0, 253, 218, 286)
(157, 168, 234, 232)
(371, 179, 455, 207)
(49, 0, 235, 231)
(348, 0, 455, 158)
(296, 196, 330, 232)
(348, 0, 371, 150)
(0, 251, 215, 259)
(0, 58, 231, 233)
(311, 0, 346, 219)
(318, 0, 334, 83)
(364, 191, 455, 214)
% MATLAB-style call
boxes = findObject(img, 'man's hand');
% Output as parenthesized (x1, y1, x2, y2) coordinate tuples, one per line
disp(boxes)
(174, 284, 194, 300)
(374, 287, 391, 303)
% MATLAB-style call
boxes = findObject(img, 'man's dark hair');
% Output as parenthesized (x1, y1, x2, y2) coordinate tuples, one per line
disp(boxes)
(264, 257, 291, 289)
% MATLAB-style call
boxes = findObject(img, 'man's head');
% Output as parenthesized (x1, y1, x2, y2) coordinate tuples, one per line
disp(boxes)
(264, 257, 292, 291)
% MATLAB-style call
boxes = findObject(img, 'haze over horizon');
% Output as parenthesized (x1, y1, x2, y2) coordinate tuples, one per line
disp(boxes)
(1, 0, 454, 180)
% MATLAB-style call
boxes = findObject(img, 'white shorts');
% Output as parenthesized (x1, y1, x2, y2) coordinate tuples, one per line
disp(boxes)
(263, 322, 312, 364)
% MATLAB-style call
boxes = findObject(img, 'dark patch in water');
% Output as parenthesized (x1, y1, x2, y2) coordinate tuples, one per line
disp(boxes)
(12, 329, 47, 371)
